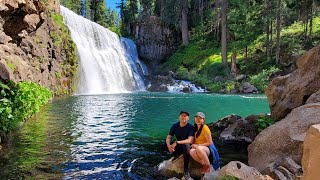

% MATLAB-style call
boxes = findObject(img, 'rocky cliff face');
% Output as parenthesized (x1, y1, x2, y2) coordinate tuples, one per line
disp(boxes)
(132, 16, 181, 66)
(266, 45, 320, 121)
(0, 0, 78, 94)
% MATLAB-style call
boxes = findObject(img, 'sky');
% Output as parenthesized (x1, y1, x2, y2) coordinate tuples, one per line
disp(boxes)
(106, 0, 119, 12)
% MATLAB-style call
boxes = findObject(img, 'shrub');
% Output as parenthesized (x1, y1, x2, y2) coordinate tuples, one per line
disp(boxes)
(0, 81, 52, 133)
(255, 114, 274, 133)
(249, 66, 280, 91)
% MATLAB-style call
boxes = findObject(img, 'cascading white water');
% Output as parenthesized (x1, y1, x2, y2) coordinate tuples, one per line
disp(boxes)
(60, 6, 147, 94)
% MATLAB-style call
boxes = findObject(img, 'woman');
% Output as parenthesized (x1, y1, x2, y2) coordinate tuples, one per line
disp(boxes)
(190, 112, 220, 173)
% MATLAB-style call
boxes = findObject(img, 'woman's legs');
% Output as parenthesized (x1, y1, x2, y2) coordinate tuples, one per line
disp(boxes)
(196, 146, 210, 166)
(190, 146, 210, 165)
(190, 149, 203, 164)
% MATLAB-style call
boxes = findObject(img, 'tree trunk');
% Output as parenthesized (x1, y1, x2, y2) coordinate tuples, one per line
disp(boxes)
(302, 0, 308, 42)
(309, 0, 314, 39)
(181, 0, 189, 45)
(221, 0, 228, 67)
(266, 16, 270, 61)
(245, 46, 248, 61)
(270, 20, 273, 58)
(199, 0, 204, 24)
(276, 0, 281, 66)
(231, 50, 238, 75)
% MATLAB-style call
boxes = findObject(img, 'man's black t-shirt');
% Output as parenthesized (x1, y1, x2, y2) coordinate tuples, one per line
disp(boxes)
(169, 122, 194, 141)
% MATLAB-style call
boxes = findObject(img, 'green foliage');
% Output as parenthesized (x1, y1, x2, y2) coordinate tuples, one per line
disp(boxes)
(228, 0, 264, 51)
(7, 62, 15, 71)
(60, 0, 82, 14)
(51, 13, 67, 47)
(222, 175, 238, 180)
(249, 67, 280, 91)
(224, 81, 237, 93)
(0, 81, 52, 133)
(54, 71, 61, 79)
(208, 82, 223, 93)
(255, 114, 274, 132)
(50, 13, 78, 90)
(123, 0, 139, 25)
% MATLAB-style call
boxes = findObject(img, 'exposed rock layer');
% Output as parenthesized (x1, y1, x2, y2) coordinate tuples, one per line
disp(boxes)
(0, 0, 78, 94)
(132, 16, 181, 65)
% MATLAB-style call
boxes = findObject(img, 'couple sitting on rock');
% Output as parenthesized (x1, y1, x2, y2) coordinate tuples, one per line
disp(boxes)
(163, 110, 220, 179)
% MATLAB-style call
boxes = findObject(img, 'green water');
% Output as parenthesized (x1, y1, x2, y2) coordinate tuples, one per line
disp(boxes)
(0, 92, 269, 179)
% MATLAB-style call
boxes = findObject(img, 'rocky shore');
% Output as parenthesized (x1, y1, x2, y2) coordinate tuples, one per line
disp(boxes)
(159, 45, 320, 180)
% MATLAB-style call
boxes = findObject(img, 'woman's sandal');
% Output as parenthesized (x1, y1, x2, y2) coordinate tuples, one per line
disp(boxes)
(201, 164, 210, 174)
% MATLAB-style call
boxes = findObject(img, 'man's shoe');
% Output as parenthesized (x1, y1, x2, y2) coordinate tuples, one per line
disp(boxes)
(182, 172, 192, 180)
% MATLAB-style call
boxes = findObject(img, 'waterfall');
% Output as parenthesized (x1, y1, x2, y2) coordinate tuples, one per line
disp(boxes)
(60, 6, 148, 95)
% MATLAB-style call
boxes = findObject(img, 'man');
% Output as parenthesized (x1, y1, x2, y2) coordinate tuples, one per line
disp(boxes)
(165, 110, 194, 179)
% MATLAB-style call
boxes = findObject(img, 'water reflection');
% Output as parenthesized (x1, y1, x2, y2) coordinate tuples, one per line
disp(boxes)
(63, 94, 136, 178)
(0, 92, 269, 179)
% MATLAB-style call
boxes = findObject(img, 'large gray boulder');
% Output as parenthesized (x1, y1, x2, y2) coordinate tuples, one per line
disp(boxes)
(266, 45, 320, 121)
(218, 161, 263, 180)
(248, 103, 320, 173)
(208, 114, 262, 143)
(158, 156, 219, 180)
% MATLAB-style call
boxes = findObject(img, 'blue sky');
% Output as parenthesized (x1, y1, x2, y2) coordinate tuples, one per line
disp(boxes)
(106, 0, 119, 11)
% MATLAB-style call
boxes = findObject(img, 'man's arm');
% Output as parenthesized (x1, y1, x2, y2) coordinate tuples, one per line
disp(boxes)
(176, 136, 194, 144)
(166, 134, 175, 153)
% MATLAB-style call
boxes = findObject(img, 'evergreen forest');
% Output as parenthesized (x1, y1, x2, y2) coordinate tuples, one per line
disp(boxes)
(61, 0, 320, 92)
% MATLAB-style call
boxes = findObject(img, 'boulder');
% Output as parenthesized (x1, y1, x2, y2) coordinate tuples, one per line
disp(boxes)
(248, 103, 320, 173)
(214, 76, 225, 82)
(158, 156, 219, 179)
(306, 89, 320, 104)
(239, 82, 258, 93)
(235, 74, 246, 81)
(23, 14, 40, 31)
(255, 175, 273, 180)
(266, 45, 320, 121)
(0, 31, 12, 44)
(0, 59, 13, 82)
(208, 114, 261, 143)
(218, 161, 262, 180)
(302, 124, 320, 180)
